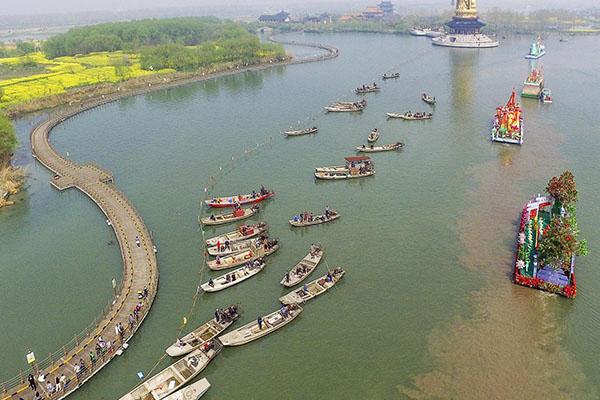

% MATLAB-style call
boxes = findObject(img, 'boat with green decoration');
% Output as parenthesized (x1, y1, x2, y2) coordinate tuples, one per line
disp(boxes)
(525, 36, 546, 59)
(513, 171, 587, 298)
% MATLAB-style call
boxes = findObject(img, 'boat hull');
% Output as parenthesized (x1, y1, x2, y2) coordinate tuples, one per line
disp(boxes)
(289, 213, 340, 227)
(162, 378, 211, 400)
(205, 192, 273, 208)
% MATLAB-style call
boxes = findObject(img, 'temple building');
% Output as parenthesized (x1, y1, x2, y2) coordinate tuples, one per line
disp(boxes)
(258, 11, 291, 23)
(432, 0, 499, 48)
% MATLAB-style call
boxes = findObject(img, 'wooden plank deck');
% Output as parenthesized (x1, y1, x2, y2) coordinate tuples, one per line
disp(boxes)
(0, 112, 159, 400)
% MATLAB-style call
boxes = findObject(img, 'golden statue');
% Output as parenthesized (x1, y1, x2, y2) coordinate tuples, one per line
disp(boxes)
(456, 0, 478, 19)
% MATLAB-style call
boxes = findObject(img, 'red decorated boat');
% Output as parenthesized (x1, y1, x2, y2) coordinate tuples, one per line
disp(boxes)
(513, 171, 586, 298)
(205, 188, 274, 208)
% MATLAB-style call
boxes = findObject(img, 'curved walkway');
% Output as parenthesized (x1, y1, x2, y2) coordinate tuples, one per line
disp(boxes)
(0, 38, 339, 400)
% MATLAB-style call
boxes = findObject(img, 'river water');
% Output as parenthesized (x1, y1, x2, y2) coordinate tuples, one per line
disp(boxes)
(2, 32, 600, 399)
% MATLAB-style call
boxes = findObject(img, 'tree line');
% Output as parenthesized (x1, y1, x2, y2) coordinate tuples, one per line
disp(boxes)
(43, 17, 267, 58)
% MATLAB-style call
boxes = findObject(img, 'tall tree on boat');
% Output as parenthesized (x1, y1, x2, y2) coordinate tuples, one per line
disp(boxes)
(538, 170, 588, 272)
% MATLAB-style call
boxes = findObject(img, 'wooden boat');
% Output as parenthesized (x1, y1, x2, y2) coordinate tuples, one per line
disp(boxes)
(207, 237, 260, 256)
(325, 105, 364, 112)
(120, 341, 221, 400)
(280, 245, 324, 287)
(422, 93, 436, 105)
(315, 170, 374, 180)
(355, 85, 380, 94)
(162, 378, 211, 400)
(356, 142, 404, 153)
(289, 210, 340, 227)
(386, 112, 432, 120)
(382, 73, 400, 80)
(279, 268, 345, 305)
(207, 241, 279, 270)
(367, 129, 380, 143)
(325, 100, 366, 112)
(314, 165, 348, 173)
(199, 206, 258, 226)
(205, 223, 267, 247)
(204, 191, 274, 208)
(315, 156, 374, 180)
(285, 126, 318, 137)
(200, 260, 266, 292)
(218, 304, 303, 346)
(165, 309, 239, 357)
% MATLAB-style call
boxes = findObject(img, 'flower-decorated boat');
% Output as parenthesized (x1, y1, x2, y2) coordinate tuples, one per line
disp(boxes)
(218, 304, 303, 346)
(204, 222, 267, 247)
(204, 188, 274, 208)
(522, 66, 544, 99)
(525, 35, 546, 59)
(120, 341, 221, 400)
(280, 245, 324, 287)
(279, 267, 345, 305)
(200, 205, 259, 226)
(491, 91, 523, 145)
(165, 307, 239, 357)
(356, 142, 403, 153)
(513, 171, 586, 298)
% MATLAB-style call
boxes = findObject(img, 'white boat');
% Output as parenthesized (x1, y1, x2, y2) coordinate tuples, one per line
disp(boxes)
(409, 28, 427, 36)
(289, 211, 340, 227)
(207, 241, 279, 270)
(205, 223, 267, 247)
(279, 268, 345, 305)
(315, 170, 374, 180)
(421, 93, 436, 105)
(325, 106, 364, 112)
(425, 29, 445, 38)
(207, 237, 258, 256)
(165, 309, 238, 357)
(367, 129, 380, 143)
(356, 142, 404, 153)
(280, 245, 324, 287)
(199, 206, 258, 226)
(200, 260, 266, 292)
(386, 112, 432, 120)
(162, 378, 211, 400)
(314, 165, 348, 173)
(120, 342, 221, 400)
(218, 304, 303, 346)
(355, 85, 380, 94)
(285, 127, 318, 136)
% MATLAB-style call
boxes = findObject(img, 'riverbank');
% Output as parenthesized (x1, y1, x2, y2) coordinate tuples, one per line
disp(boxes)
(5, 39, 338, 119)
(0, 165, 25, 208)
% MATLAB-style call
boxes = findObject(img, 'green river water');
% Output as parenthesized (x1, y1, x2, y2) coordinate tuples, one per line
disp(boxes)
(2, 32, 600, 399)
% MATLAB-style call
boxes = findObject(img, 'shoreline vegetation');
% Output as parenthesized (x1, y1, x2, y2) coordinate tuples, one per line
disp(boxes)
(0, 111, 22, 209)
(0, 19, 339, 208)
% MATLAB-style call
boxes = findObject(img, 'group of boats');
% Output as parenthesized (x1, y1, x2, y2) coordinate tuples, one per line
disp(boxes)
(522, 36, 553, 103)
(124, 185, 347, 399)
(409, 27, 445, 38)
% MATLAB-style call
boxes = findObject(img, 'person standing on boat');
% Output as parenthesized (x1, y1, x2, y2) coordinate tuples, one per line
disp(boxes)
(215, 309, 221, 322)
(257, 316, 263, 330)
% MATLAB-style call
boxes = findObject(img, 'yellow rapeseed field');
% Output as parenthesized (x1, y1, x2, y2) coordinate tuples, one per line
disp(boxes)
(0, 51, 174, 107)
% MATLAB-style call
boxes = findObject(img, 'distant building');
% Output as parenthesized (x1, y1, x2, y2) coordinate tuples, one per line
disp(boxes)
(362, 6, 384, 20)
(303, 13, 333, 25)
(378, 1, 394, 16)
(258, 11, 291, 23)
